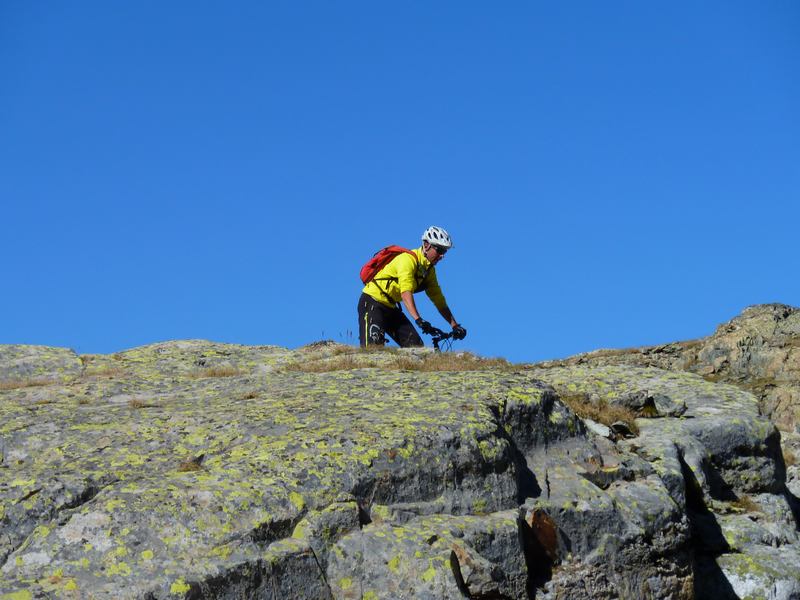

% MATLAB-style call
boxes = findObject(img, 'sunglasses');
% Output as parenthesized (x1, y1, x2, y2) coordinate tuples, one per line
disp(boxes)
(431, 245, 447, 256)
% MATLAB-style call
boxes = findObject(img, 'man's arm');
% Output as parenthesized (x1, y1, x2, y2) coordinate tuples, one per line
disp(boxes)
(436, 304, 458, 328)
(402, 290, 458, 328)
(400, 291, 421, 321)
(420, 269, 458, 327)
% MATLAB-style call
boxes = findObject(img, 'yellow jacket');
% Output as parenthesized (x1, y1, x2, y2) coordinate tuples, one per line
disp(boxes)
(362, 247, 448, 310)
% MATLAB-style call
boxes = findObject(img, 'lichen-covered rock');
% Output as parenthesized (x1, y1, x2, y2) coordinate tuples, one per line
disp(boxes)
(518, 440, 692, 599)
(531, 365, 784, 497)
(711, 544, 800, 600)
(539, 303, 800, 431)
(0, 342, 558, 597)
(0, 345, 82, 385)
(327, 511, 526, 600)
(528, 363, 797, 599)
(1, 339, 798, 598)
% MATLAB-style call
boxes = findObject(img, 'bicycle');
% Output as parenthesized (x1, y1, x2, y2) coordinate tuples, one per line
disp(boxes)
(427, 327, 456, 352)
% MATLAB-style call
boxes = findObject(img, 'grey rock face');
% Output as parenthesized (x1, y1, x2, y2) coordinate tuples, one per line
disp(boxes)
(1, 338, 798, 599)
(539, 304, 800, 431)
(529, 360, 800, 600)
(0, 345, 82, 385)
(327, 511, 527, 599)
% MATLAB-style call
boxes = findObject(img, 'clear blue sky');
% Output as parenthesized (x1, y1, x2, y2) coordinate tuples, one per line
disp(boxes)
(2, 2, 798, 363)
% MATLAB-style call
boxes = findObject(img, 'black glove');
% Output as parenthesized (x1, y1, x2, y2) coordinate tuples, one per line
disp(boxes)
(452, 324, 467, 340)
(415, 318, 436, 335)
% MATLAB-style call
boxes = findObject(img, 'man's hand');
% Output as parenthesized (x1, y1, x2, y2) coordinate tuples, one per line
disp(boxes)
(415, 318, 436, 335)
(452, 324, 467, 340)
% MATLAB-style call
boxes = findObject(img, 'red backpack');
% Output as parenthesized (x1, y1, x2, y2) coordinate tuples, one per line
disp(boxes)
(359, 245, 417, 284)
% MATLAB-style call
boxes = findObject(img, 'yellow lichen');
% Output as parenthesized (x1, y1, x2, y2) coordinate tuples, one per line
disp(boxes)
(338, 577, 353, 590)
(292, 520, 310, 540)
(388, 555, 401, 573)
(34, 525, 51, 539)
(170, 578, 192, 594)
(1, 591, 33, 600)
(10, 478, 35, 488)
(289, 491, 305, 510)
(106, 561, 131, 576)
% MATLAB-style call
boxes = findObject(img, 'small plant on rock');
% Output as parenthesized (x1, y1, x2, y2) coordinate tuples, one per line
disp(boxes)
(285, 355, 363, 373)
(730, 494, 760, 513)
(0, 378, 56, 391)
(190, 366, 242, 379)
(177, 454, 205, 472)
(559, 393, 640, 436)
(389, 352, 512, 372)
(128, 398, 155, 409)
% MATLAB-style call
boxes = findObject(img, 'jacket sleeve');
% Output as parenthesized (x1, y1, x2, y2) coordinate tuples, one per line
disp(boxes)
(424, 268, 448, 311)
(394, 253, 419, 293)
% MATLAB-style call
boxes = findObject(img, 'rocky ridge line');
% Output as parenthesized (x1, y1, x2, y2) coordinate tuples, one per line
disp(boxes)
(537, 303, 800, 431)
(0, 309, 799, 598)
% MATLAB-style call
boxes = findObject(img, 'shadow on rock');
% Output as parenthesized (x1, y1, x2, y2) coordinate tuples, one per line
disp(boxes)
(785, 487, 800, 531)
(488, 404, 542, 504)
(519, 510, 557, 598)
(774, 433, 800, 530)
(679, 452, 740, 600)
(512, 448, 542, 505)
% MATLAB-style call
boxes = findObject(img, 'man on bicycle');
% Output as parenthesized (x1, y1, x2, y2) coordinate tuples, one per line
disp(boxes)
(358, 226, 467, 348)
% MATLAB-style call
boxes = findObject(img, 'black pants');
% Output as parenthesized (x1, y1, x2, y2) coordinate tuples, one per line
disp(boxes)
(357, 293, 423, 348)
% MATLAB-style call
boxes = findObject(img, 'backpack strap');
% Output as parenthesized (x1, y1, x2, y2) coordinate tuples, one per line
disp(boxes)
(372, 249, 419, 306)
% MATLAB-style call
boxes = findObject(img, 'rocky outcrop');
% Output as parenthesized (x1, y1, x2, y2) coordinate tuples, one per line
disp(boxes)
(538, 304, 800, 431)
(527, 364, 800, 600)
(0, 346, 82, 386)
(1, 335, 799, 599)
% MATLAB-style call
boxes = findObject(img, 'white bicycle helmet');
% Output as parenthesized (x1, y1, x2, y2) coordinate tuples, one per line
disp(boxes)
(422, 225, 453, 248)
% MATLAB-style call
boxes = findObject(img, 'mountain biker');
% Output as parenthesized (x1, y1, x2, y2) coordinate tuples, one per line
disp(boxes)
(358, 226, 467, 348)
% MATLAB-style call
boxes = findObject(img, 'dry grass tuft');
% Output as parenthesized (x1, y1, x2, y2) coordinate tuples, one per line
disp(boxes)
(190, 366, 243, 379)
(285, 350, 512, 373)
(784, 448, 797, 467)
(559, 393, 640, 435)
(301, 340, 340, 351)
(730, 494, 760, 513)
(285, 355, 362, 373)
(0, 378, 57, 391)
(177, 460, 203, 472)
(83, 366, 126, 380)
(128, 398, 155, 409)
(177, 454, 205, 472)
(350, 345, 403, 356)
(390, 352, 511, 372)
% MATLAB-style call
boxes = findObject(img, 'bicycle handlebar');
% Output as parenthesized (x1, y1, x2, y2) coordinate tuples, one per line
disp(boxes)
(427, 328, 455, 351)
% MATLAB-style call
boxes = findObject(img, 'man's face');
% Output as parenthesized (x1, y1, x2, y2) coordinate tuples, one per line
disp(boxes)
(424, 242, 447, 265)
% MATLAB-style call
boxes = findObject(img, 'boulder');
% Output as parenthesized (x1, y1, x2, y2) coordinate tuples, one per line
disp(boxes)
(0, 345, 82, 386)
(538, 304, 800, 431)
(0, 339, 797, 598)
